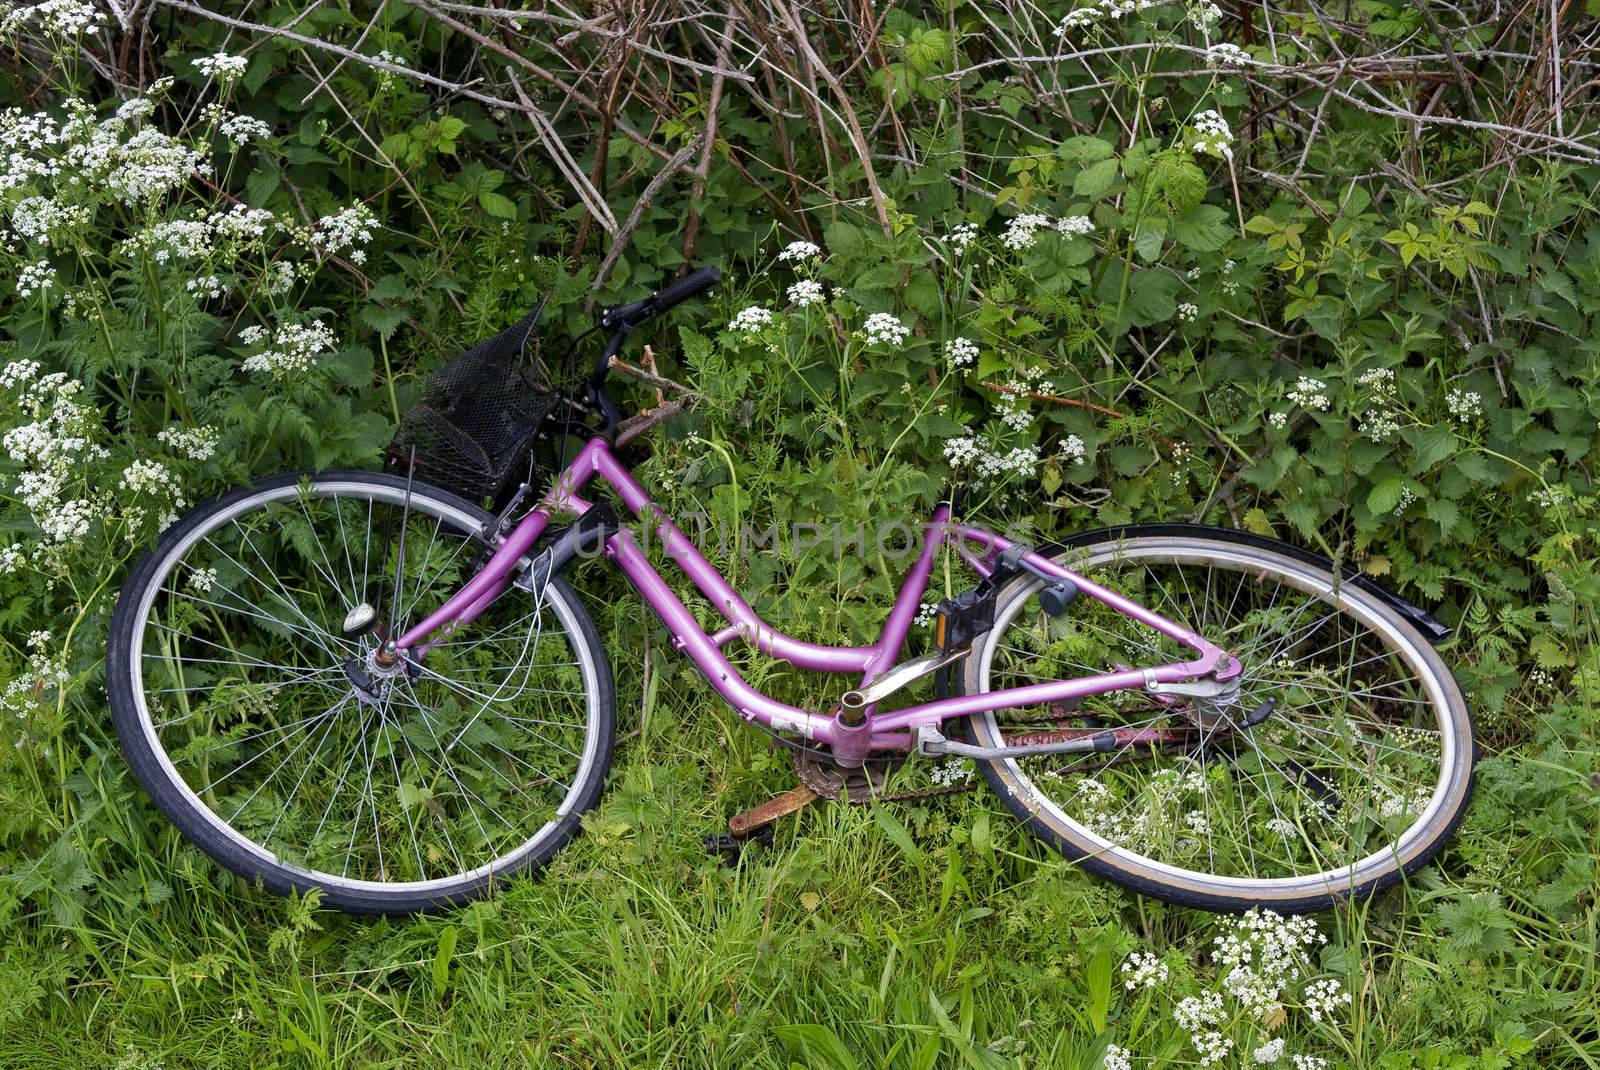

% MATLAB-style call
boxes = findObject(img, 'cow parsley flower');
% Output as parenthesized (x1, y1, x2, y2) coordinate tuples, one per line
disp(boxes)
(929, 758, 973, 787)
(776, 239, 821, 264)
(1177, 302, 1199, 322)
(1268, 411, 1289, 430)
(240, 319, 338, 378)
(1206, 42, 1252, 66)
(1058, 214, 1094, 237)
(1102, 1044, 1132, 1070)
(185, 274, 227, 299)
(727, 306, 773, 333)
(194, 52, 249, 80)
(1446, 387, 1482, 422)
(0, 542, 24, 573)
(188, 567, 218, 592)
(945, 337, 979, 367)
(1, 0, 106, 37)
(157, 424, 219, 461)
(1252, 1038, 1286, 1064)
(1002, 213, 1054, 251)
(16, 260, 56, 297)
(1121, 951, 1168, 990)
(1189, 110, 1235, 160)
(787, 279, 824, 307)
(1291, 1057, 1328, 1070)
(862, 312, 911, 346)
(1188, 1, 1223, 28)
(946, 222, 979, 252)
(313, 203, 378, 264)
(1287, 376, 1330, 411)
(218, 113, 272, 145)
(1302, 978, 1350, 1022)
(105, 126, 211, 204)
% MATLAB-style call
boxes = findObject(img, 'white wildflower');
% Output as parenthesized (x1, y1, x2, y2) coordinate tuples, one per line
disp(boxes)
(787, 279, 824, 307)
(313, 203, 378, 264)
(1189, 110, 1235, 161)
(946, 222, 979, 252)
(1188, 2, 1223, 28)
(218, 113, 271, 145)
(945, 337, 979, 368)
(0, 542, 24, 572)
(107, 127, 210, 204)
(1287, 376, 1330, 411)
(185, 274, 227, 299)
(16, 260, 56, 297)
(862, 312, 911, 346)
(1060, 433, 1086, 464)
(776, 239, 821, 264)
(1252, 1038, 1286, 1064)
(1121, 951, 1168, 991)
(1058, 214, 1094, 237)
(1177, 302, 1199, 322)
(240, 319, 338, 378)
(1446, 387, 1482, 423)
(187, 567, 218, 593)
(1206, 42, 1252, 66)
(193, 52, 249, 81)
(1002, 213, 1054, 251)
(156, 424, 219, 461)
(727, 306, 773, 334)
(1267, 411, 1289, 430)
(1302, 978, 1350, 1023)
(1291, 1057, 1328, 1070)
(1, 0, 106, 37)
(929, 758, 973, 787)
(1102, 1043, 1132, 1070)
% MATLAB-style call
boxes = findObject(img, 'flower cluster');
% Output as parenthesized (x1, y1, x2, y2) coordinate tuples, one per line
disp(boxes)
(0, 0, 105, 37)
(727, 306, 773, 334)
(2, 627, 69, 726)
(1054, 0, 1162, 33)
(120, 459, 188, 530)
(313, 203, 378, 265)
(1206, 42, 1252, 66)
(239, 319, 339, 378)
(1121, 951, 1169, 991)
(1002, 213, 1095, 252)
(1286, 376, 1331, 412)
(194, 52, 249, 81)
(1446, 387, 1482, 423)
(1, 360, 108, 552)
(943, 436, 1041, 482)
(156, 424, 219, 462)
(1355, 367, 1401, 441)
(787, 278, 824, 307)
(946, 222, 979, 253)
(1189, 109, 1235, 160)
(1187, 1, 1223, 28)
(945, 337, 979, 368)
(16, 260, 56, 297)
(929, 758, 973, 787)
(776, 239, 822, 264)
(861, 312, 911, 347)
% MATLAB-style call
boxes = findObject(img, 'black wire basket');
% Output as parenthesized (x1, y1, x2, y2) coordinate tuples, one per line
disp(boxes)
(386, 300, 574, 509)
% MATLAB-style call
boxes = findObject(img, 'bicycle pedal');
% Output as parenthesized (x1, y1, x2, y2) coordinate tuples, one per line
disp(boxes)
(704, 825, 774, 865)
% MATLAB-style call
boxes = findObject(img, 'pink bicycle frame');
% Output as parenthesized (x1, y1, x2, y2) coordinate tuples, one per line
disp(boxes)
(396, 437, 1237, 764)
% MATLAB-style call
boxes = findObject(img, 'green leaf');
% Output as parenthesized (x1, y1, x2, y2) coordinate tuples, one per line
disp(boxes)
(773, 1024, 860, 1070)
(1367, 475, 1406, 515)
(359, 305, 408, 340)
(477, 190, 517, 219)
(431, 926, 458, 996)
(1170, 204, 1234, 252)
(1126, 269, 1180, 325)
(1073, 157, 1121, 198)
(872, 806, 926, 872)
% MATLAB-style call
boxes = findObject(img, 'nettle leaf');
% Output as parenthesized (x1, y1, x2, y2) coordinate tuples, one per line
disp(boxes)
(1125, 269, 1179, 325)
(1171, 204, 1234, 252)
(1367, 475, 1407, 515)
(1073, 157, 1121, 198)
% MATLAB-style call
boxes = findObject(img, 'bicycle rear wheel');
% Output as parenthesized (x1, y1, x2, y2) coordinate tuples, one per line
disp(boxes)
(959, 528, 1474, 912)
(107, 470, 615, 914)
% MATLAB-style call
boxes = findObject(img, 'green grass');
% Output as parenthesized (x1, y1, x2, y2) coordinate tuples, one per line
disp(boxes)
(3, 580, 1598, 1070)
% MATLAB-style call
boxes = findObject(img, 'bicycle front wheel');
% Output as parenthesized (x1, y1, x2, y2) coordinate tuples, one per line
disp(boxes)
(107, 470, 615, 914)
(960, 528, 1474, 912)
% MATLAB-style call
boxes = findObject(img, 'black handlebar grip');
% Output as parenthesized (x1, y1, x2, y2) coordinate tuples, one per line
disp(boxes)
(651, 265, 722, 315)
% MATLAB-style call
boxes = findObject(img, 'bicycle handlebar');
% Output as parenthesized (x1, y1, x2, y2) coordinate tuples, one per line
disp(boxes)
(599, 265, 722, 331)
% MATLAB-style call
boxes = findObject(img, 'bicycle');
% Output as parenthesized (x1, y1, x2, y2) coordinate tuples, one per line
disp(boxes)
(106, 266, 1476, 914)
